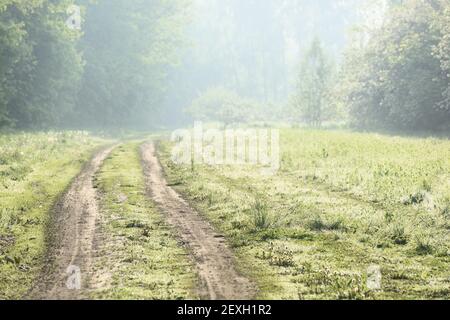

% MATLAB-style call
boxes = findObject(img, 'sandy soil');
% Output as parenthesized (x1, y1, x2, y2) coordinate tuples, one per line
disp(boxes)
(140, 142, 256, 300)
(28, 146, 115, 300)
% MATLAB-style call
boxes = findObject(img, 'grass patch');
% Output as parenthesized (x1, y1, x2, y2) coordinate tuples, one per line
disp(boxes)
(251, 199, 272, 231)
(92, 142, 197, 300)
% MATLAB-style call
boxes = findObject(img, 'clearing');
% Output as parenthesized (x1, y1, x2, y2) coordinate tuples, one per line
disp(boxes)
(1, 129, 448, 300)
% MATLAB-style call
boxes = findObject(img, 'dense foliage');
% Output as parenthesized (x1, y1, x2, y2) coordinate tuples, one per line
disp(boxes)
(0, 0, 82, 129)
(0, 0, 188, 130)
(339, 0, 450, 131)
(75, 0, 188, 129)
(1, 0, 449, 132)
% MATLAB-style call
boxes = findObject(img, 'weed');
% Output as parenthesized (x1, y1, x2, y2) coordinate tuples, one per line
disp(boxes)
(1, 165, 31, 181)
(142, 226, 151, 238)
(207, 192, 215, 207)
(230, 216, 247, 230)
(126, 220, 148, 229)
(271, 248, 295, 267)
(414, 235, 435, 255)
(439, 197, 450, 217)
(402, 191, 426, 205)
(257, 243, 296, 268)
(260, 229, 282, 241)
(389, 223, 408, 245)
(390, 271, 411, 280)
(332, 275, 368, 300)
(421, 180, 432, 192)
(307, 215, 345, 232)
(384, 212, 394, 223)
(251, 198, 271, 231)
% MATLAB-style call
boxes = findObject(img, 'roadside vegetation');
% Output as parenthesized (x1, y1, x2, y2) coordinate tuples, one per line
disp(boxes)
(0, 132, 107, 299)
(158, 129, 450, 300)
(92, 142, 197, 299)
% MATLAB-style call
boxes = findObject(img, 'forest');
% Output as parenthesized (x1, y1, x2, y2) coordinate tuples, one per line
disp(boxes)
(0, 0, 448, 131)
(0, 0, 449, 302)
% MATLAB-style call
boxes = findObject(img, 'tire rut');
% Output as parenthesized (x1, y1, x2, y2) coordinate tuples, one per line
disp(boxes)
(28, 146, 115, 300)
(140, 142, 256, 300)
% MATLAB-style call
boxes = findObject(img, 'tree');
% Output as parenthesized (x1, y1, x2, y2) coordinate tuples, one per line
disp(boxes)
(0, 0, 190, 130)
(75, 0, 190, 129)
(185, 87, 262, 126)
(0, 0, 82, 129)
(435, 1, 450, 123)
(339, 0, 450, 131)
(291, 37, 333, 127)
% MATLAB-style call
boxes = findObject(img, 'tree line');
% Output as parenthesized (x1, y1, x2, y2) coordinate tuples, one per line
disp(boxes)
(293, 0, 450, 131)
(0, 0, 187, 130)
(187, 0, 449, 132)
(1, 0, 449, 132)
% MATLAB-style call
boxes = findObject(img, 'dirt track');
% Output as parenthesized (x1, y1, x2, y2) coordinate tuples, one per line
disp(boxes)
(28, 146, 115, 300)
(27, 142, 255, 300)
(140, 142, 256, 300)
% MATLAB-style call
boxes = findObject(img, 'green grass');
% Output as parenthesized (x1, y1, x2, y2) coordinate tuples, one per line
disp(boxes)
(92, 142, 197, 300)
(0, 131, 108, 299)
(158, 129, 450, 300)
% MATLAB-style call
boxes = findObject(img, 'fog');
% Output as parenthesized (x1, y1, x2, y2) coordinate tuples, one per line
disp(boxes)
(1, 0, 448, 132)
(163, 0, 373, 125)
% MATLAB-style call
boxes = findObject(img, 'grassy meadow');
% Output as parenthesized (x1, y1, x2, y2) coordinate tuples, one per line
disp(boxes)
(158, 128, 450, 300)
(0, 132, 108, 299)
(1, 129, 448, 300)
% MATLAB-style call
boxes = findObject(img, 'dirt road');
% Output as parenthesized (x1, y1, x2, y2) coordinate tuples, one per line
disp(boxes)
(28, 146, 115, 300)
(140, 142, 256, 300)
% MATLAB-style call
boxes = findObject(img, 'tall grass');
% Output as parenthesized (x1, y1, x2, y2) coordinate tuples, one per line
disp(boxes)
(251, 198, 271, 230)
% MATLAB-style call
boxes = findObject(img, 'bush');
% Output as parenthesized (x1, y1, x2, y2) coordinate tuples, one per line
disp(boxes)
(338, 1, 450, 131)
(185, 87, 264, 125)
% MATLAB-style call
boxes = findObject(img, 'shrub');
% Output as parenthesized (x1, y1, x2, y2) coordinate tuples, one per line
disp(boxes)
(185, 87, 263, 125)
